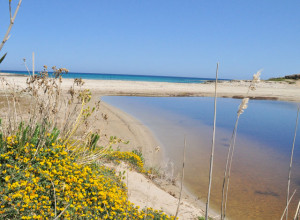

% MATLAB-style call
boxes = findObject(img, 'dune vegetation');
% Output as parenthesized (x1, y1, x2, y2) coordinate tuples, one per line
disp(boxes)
(0, 68, 176, 220)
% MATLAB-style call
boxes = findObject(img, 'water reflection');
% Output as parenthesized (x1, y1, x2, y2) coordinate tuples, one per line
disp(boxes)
(102, 96, 300, 220)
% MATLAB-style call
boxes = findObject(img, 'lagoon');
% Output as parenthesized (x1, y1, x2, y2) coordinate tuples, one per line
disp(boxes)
(102, 96, 300, 220)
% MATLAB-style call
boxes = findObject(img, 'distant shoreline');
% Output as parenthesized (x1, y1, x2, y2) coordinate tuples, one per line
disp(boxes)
(1, 73, 300, 102)
(0, 72, 27, 77)
(0, 71, 228, 84)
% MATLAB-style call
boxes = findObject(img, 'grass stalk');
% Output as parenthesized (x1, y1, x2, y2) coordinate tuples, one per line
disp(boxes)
(281, 189, 297, 220)
(220, 70, 261, 219)
(223, 115, 240, 219)
(32, 52, 35, 76)
(51, 180, 57, 217)
(294, 200, 300, 220)
(175, 135, 187, 219)
(205, 62, 219, 220)
(221, 115, 240, 219)
(286, 106, 299, 220)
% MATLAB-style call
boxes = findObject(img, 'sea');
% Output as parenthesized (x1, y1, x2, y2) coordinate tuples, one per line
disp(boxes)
(1, 70, 225, 84)
(3, 70, 300, 219)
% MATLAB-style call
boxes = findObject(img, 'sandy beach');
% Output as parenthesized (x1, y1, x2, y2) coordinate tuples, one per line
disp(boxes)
(1, 73, 299, 219)
(2, 73, 300, 102)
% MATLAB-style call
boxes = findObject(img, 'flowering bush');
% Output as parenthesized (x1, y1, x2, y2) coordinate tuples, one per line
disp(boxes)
(0, 124, 175, 220)
(106, 150, 145, 172)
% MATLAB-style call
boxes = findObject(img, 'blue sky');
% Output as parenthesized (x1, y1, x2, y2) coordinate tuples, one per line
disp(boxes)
(0, 0, 299, 79)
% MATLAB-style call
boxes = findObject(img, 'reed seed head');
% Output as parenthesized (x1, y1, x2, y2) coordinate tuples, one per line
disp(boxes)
(155, 146, 160, 153)
(237, 98, 249, 116)
(249, 69, 262, 91)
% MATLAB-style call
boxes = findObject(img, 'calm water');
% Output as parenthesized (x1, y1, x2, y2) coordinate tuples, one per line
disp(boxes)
(102, 96, 300, 220)
(1, 70, 228, 84)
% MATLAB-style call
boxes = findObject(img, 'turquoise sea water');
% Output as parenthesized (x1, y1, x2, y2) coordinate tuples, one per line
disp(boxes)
(1, 70, 227, 84)
(102, 96, 300, 220)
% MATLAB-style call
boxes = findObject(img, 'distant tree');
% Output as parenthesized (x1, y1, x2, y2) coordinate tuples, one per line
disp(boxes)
(0, 0, 22, 64)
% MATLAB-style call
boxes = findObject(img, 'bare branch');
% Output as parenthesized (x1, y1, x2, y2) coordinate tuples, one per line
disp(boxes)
(9, 0, 12, 22)
(0, 0, 23, 52)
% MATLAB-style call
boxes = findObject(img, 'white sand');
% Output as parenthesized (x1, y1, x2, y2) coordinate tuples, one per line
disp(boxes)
(111, 162, 206, 220)
(2, 73, 300, 102)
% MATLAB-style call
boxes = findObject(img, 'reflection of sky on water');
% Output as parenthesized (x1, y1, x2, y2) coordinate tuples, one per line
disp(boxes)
(102, 96, 300, 219)
(102, 96, 300, 157)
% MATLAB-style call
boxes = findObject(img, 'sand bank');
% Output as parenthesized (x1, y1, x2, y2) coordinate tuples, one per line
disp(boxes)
(2, 74, 300, 102)
(96, 102, 163, 167)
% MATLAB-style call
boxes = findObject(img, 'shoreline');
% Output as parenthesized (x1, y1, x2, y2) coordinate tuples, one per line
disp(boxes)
(98, 101, 219, 219)
(97, 101, 163, 168)
(1, 73, 300, 102)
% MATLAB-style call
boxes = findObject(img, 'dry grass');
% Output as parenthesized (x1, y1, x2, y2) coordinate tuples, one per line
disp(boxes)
(0, 67, 107, 164)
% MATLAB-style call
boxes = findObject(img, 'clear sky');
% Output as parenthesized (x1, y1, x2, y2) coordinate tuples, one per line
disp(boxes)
(0, 0, 299, 79)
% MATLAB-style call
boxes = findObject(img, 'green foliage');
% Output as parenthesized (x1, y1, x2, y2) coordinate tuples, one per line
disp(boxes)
(87, 133, 100, 151)
(267, 77, 286, 81)
(0, 53, 7, 64)
(198, 217, 213, 220)
(132, 149, 145, 163)
(106, 150, 145, 172)
(198, 217, 205, 220)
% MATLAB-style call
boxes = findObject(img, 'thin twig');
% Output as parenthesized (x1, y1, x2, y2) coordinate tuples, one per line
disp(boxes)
(32, 52, 35, 76)
(175, 135, 187, 219)
(0, 0, 23, 52)
(53, 204, 70, 220)
(205, 62, 219, 220)
(51, 180, 57, 217)
(9, 0, 12, 22)
(286, 107, 299, 220)
(294, 200, 300, 220)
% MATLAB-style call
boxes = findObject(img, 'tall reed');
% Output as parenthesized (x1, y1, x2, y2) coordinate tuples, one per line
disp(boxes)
(175, 136, 187, 219)
(220, 70, 261, 219)
(205, 62, 219, 220)
(285, 106, 299, 220)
